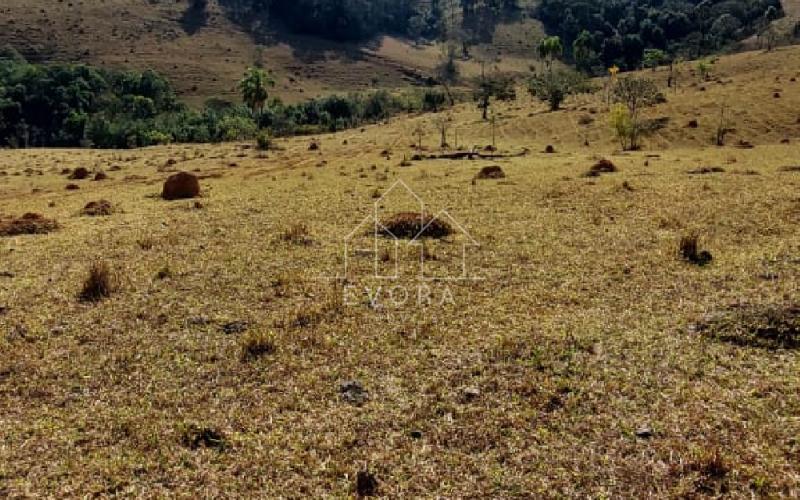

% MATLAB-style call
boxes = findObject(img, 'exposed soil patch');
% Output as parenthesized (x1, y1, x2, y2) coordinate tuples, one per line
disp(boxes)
(679, 234, 713, 266)
(68, 167, 91, 180)
(692, 304, 800, 349)
(475, 165, 506, 179)
(583, 159, 618, 177)
(179, 423, 226, 451)
(379, 212, 453, 239)
(0, 213, 59, 237)
(688, 166, 725, 174)
(162, 171, 200, 200)
(81, 200, 115, 217)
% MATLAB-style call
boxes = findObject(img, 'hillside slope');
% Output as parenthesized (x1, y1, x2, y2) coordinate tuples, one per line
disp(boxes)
(1, 41, 800, 498)
(0, 0, 544, 106)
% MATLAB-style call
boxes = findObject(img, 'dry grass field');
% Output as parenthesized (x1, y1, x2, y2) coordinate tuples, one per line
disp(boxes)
(2, 45, 800, 497)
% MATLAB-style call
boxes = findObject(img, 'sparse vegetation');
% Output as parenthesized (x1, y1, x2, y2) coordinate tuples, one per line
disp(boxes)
(79, 261, 115, 302)
(679, 233, 713, 266)
(610, 76, 663, 150)
(2, 10, 800, 498)
(240, 330, 278, 360)
(528, 69, 591, 111)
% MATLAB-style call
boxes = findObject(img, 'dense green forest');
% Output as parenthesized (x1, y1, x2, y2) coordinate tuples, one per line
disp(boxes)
(537, 0, 784, 70)
(216, 0, 783, 70)
(218, 0, 520, 42)
(0, 47, 448, 148)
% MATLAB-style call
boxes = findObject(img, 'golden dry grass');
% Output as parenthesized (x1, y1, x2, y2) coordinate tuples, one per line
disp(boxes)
(1, 47, 800, 497)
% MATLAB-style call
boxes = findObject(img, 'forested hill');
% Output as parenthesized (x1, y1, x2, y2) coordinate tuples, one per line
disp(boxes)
(537, 0, 785, 69)
(218, 0, 520, 42)
(0, 0, 792, 104)
(217, 0, 787, 69)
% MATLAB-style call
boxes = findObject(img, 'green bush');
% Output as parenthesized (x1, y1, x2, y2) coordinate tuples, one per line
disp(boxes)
(219, 115, 258, 141)
(256, 130, 272, 150)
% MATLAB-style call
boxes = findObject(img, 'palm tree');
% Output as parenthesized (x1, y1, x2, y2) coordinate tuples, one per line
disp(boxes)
(238, 68, 274, 117)
(537, 36, 563, 72)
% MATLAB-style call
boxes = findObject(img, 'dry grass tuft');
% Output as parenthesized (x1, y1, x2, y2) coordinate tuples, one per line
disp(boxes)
(239, 330, 277, 361)
(682, 448, 730, 495)
(178, 423, 227, 451)
(379, 212, 453, 239)
(679, 233, 713, 266)
(280, 223, 314, 245)
(79, 261, 116, 302)
(693, 304, 800, 349)
(0, 213, 59, 236)
(355, 469, 379, 497)
(80, 200, 115, 217)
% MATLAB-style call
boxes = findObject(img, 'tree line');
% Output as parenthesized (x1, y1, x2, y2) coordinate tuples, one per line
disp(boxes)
(218, 0, 520, 43)
(0, 47, 452, 148)
(536, 0, 783, 71)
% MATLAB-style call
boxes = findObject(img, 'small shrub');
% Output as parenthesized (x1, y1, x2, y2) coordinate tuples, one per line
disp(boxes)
(240, 330, 277, 361)
(137, 236, 156, 250)
(255, 130, 271, 151)
(679, 234, 713, 266)
(79, 261, 116, 302)
(355, 469, 379, 497)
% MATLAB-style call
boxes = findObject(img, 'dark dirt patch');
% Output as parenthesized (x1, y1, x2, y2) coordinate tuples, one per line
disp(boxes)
(679, 234, 713, 266)
(0, 213, 59, 237)
(68, 167, 91, 180)
(162, 171, 200, 200)
(688, 166, 725, 175)
(179, 423, 226, 451)
(81, 200, 115, 217)
(475, 165, 506, 179)
(583, 159, 618, 177)
(692, 304, 800, 349)
(379, 212, 453, 239)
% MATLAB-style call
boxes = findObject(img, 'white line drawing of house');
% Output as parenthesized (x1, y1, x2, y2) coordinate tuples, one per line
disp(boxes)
(410, 209, 480, 281)
(340, 179, 480, 281)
